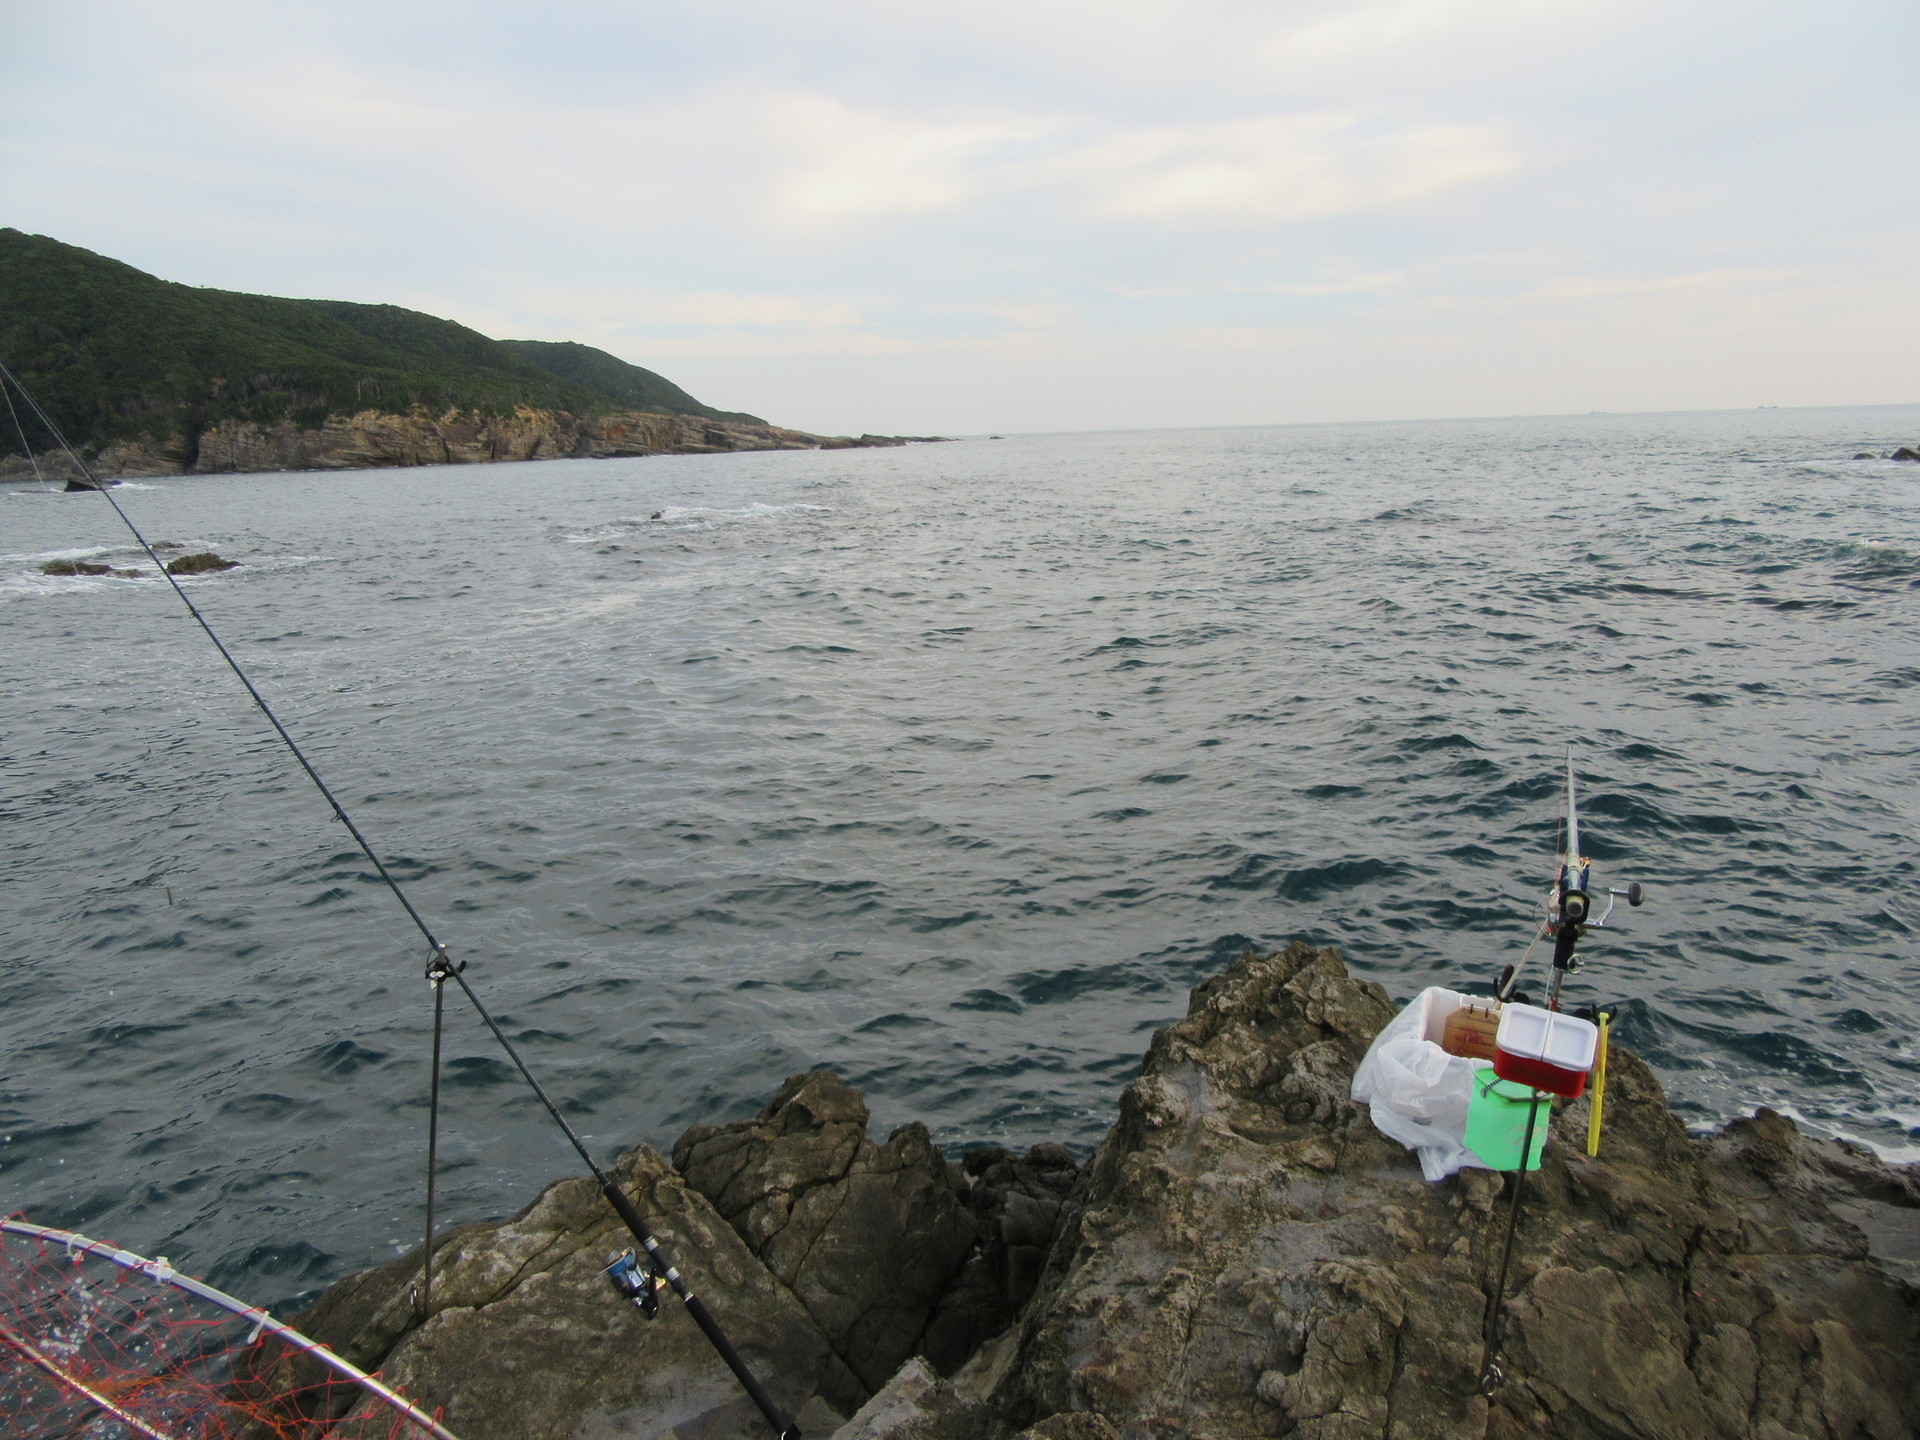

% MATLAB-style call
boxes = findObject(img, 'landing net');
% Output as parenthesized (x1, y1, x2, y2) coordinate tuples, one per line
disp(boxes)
(0, 1219, 456, 1440)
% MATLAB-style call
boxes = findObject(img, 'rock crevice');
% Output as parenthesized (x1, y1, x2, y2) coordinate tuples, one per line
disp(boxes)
(674, 1071, 982, 1393)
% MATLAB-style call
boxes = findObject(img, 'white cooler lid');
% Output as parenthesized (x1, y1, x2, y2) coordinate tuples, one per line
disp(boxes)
(1495, 1002, 1598, 1070)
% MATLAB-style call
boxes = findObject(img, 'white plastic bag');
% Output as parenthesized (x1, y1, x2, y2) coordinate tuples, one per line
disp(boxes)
(1350, 986, 1497, 1182)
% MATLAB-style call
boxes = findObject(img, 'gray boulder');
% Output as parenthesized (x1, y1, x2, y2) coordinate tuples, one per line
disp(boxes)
(674, 1071, 979, 1392)
(1892, 447, 1920, 461)
(291, 1143, 861, 1440)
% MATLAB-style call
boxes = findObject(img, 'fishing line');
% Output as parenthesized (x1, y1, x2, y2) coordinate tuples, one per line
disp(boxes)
(0, 371, 53, 492)
(0, 361, 446, 955)
(0, 358, 801, 1440)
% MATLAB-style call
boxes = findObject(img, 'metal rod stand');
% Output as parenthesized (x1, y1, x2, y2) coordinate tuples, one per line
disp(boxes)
(1477, 1087, 1545, 1392)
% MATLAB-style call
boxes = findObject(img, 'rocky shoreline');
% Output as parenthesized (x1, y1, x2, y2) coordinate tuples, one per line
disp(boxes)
(291, 943, 1920, 1440)
(0, 406, 942, 482)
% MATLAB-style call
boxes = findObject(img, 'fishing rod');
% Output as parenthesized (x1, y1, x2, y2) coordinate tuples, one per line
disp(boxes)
(1479, 751, 1645, 1393)
(1495, 752, 1643, 1012)
(0, 361, 802, 1440)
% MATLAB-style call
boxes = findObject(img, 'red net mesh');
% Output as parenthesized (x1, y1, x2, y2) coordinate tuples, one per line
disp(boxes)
(0, 1224, 445, 1439)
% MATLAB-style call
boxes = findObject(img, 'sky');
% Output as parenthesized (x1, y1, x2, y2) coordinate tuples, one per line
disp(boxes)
(2, 0, 1916, 435)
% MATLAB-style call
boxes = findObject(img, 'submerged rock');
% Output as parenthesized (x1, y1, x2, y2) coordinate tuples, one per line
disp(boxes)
(40, 558, 139, 577)
(164, 551, 238, 574)
(1893, 447, 1920, 462)
(299, 944, 1920, 1440)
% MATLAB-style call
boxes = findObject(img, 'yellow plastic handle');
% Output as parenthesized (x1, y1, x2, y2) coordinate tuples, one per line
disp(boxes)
(1586, 1012, 1611, 1157)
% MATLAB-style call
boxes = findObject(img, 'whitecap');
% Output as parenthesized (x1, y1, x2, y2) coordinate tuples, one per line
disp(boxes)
(558, 501, 831, 542)
(0, 571, 150, 600)
(640, 502, 831, 525)
(1, 545, 120, 564)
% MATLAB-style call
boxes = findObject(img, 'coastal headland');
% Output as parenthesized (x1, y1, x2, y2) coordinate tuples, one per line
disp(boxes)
(291, 942, 1920, 1440)
(0, 229, 935, 480)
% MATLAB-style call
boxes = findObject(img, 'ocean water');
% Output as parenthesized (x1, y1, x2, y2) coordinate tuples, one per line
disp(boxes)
(3, 406, 1918, 1307)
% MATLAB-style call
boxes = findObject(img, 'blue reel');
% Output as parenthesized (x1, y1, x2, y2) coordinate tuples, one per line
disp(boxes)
(603, 1249, 660, 1318)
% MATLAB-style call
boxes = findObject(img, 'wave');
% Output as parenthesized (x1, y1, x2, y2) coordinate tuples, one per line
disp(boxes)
(651, 502, 831, 523)
(560, 501, 832, 542)
(1, 544, 124, 564)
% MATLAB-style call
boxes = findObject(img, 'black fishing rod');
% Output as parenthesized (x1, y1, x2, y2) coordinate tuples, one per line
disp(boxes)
(1478, 752, 1644, 1393)
(0, 362, 801, 1440)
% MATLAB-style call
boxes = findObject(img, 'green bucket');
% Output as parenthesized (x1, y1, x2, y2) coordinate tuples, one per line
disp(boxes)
(1465, 1072, 1549, 1172)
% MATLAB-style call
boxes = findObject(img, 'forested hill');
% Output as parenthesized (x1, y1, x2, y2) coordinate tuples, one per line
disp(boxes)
(0, 229, 764, 461)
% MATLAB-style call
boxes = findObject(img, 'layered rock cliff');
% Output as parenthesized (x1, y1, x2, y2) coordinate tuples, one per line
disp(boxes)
(289, 943, 1920, 1440)
(0, 406, 913, 482)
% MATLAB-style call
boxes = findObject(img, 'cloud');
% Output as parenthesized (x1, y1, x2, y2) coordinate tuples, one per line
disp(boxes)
(1069, 114, 1521, 222)
(763, 96, 1041, 222)
(1267, 0, 1601, 62)
(145, 57, 1522, 240)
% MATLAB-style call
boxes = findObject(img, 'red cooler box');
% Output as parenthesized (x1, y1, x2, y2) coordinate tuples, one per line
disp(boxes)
(1493, 1003, 1598, 1098)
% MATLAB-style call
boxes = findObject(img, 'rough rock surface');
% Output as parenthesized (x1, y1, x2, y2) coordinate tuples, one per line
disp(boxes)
(0, 408, 939, 480)
(673, 1071, 980, 1392)
(294, 1144, 862, 1440)
(978, 942, 1920, 1440)
(300, 942, 1920, 1440)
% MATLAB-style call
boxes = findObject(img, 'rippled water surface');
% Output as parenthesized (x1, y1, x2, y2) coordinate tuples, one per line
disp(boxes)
(5, 407, 1920, 1304)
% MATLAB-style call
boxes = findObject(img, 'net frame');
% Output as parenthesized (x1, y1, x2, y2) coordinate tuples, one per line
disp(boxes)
(0, 1218, 458, 1440)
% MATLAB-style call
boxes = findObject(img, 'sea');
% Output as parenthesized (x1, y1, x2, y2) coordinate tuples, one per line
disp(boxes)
(4, 405, 1918, 1308)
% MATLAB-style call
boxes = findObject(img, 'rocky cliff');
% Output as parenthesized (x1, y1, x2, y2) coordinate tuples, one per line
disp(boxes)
(0, 407, 920, 482)
(289, 943, 1920, 1440)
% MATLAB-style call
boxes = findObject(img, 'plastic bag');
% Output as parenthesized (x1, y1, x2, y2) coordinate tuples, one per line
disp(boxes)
(1351, 986, 1500, 1182)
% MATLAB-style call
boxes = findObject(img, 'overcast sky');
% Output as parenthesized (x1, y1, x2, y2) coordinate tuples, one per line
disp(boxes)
(3, 0, 1916, 434)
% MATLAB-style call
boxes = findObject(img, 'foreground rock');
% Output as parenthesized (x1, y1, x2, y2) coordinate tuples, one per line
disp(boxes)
(977, 942, 1920, 1440)
(298, 944, 1920, 1439)
(673, 1072, 977, 1392)
(296, 1145, 862, 1440)
(293, 1073, 1069, 1440)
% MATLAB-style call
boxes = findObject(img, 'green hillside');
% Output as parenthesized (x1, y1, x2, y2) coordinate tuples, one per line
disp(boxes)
(501, 340, 761, 425)
(0, 229, 760, 462)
